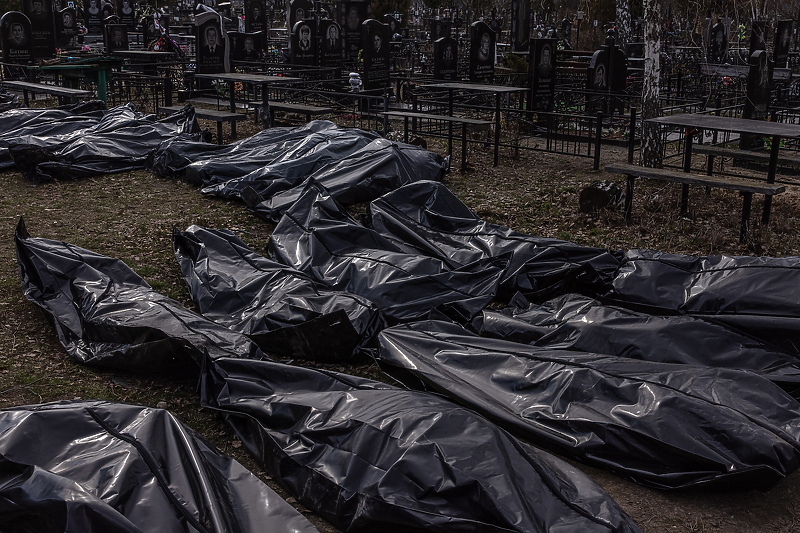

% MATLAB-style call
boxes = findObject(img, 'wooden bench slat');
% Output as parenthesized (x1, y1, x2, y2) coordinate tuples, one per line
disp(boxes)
(1, 80, 92, 97)
(604, 162, 785, 195)
(271, 102, 333, 114)
(159, 105, 244, 121)
(693, 144, 800, 167)
(187, 97, 253, 110)
(380, 110, 493, 126)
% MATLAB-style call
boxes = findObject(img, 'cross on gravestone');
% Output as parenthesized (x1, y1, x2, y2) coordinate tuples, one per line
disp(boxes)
(105, 23, 128, 52)
(245, 0, 266, 33)
(291, 20, 316, 65)
(361, 19, 389, 91)
(116, 0, 136, 30)
(1, 12, 34, 64)
(774, 20, 792, 68)
(433, 37, 458, 80)
(469, 21, 495, 83)
(510, 0, 530, 53)
(342, 0, 365, 59)
(23, 0, 56, 58)
(56, 7, 78, 49)
(530, 38, 556, 111)
(195, 12, 229, 73)
(319, 19, 342, 66)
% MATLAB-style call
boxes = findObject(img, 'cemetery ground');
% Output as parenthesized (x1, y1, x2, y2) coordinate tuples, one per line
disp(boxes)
(1, 130, 800, 532)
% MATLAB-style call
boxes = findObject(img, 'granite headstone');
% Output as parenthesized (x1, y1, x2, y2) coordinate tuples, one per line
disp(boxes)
(530, 38, 556, 110)
(319, 19, 342, 66)
(433, 36, 457, 80)
(469, 21, 494, 83)
(291, 19, 316, 65)
(362, 18, 390, 90)
(1, 12, 33, 63)
(196, 12, 229, 73)
(23, 0, 56, 58)
(56, 7, 78, 49)
(774, 20, 792, 68)
(342, 1, 366, 59)
(105, 23, 128, 51)
(510, 0, 530, 53)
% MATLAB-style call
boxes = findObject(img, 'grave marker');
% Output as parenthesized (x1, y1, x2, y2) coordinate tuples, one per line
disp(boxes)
(361, 18, 389, 91)
(433, 37, 457, 80)
(469, 21, 494, 83)
(1, 12, 33, 63)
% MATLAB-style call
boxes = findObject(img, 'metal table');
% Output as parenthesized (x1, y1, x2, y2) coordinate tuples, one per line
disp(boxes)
(421, 82, 526, 166)
(193, 72, 301, 128)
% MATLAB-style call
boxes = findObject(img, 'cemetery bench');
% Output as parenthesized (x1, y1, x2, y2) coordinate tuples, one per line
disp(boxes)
(605, 162, 785, 243)
(159, 105, 244, 145)
(693, 144, 800, 169)
(269, 102, 334, 124)
(381, 110, 493, 173)
(1, 80, 92, 106)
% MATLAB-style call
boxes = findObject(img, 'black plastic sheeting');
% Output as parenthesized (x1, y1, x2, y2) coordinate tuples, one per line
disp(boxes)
(604, 249, 800, 355)
(366, 180, 621, 302)
(376, 320, 800, 490)
(0, 89, 21, 112)
(149, 120, 377, 187)
(200, 356, 642, 533)
(268, 182, 506, 323)
(0, 101, 106, 169)
(10, 103, 200, 183)
(0, 400, 320, 533)
(15, 219, 262, 373)
(244, 138, 448, 222)
(173, 225, 385, 362)
(472, 293, 800, 392)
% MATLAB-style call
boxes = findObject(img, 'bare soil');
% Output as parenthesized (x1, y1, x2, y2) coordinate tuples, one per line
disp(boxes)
(1, 123, 799, 532)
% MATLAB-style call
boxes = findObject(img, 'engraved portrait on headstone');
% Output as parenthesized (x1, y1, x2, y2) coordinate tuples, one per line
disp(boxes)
(105, 23, 128, 51)
(245, 1, 265, 33)
(433, 37, 457, 80)
(361, 18, 389, 90)
(84, 0, 103, 33)
(531, 38, 556, 110)
(56, 7, 78, 48)
(470, 21, 495, 83)
(291, 20, 315, 64)
(24, 0, 56, 58)
(234, 31, 262, 61)
(1, 12, 33, 63)
(287, 0, 312, 36)
(196, 13, 229, 73)
(117, 0, 136, 29)
(342, 1, 365, 58)
(319, 19, 342, 66)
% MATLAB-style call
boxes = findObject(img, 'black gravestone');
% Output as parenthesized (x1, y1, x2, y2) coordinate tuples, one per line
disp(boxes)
(291, 20, 316, 65)
(342, 1, 365, 59)
(748, 21, 766, 56)
(384, 14, 399, 41)
(232, 31, 263, 61)
(196, 13, 229, 73)
(288, 0, 313, 37)
(361, 19, 389, 91)
(100, 2, 115, 21)
(83, 0, 103, 33)
(510, 0, 530, 53)
(470, 21, 495, 83)
(1, 12, 33, 63)
(319, 19, 342, 66)
(23, 0, 56, 58)
(586, 33, 627, 115)
(433, 37, 457, 80)
(105, 23, 128, 51)
(741, 49, 771, 149)
(56, 7, 78, 49)
(530, 38, 556, 110)
(116, 0, 135, 29)
(245, 0, 265, 33)
(774, 20, 792, 68)
(708, 20, 728, 63)
(430, 18, 451, 41)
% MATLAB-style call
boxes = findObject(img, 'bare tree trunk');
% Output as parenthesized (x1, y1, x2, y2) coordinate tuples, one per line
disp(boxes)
(640, 0, 662, 167)
(616, 0, 631, 46)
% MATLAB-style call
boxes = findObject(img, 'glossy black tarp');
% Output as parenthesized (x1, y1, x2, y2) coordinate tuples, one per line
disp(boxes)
(245, 138, 448, 222)
(605, 250, 800, 354)
(473, 293, 800, 391)
(0, 400, 319, 533)
(367, 181, 621, 302)
(268, 183, 505, 323)
(376, 320, 800, 490)
(173, 225, 385, 362)
(0, 89, 21, 112)
(0, 101, 106, 169)
(200, 356, 642, 533)
(15, 219, 262, 373)
(10, 103, 201, 183)
(148, 120, 377, 186)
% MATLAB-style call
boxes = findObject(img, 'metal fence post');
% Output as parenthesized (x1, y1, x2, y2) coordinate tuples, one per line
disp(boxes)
(628, 107, 637, 164)
(594, 111, 603, 170)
